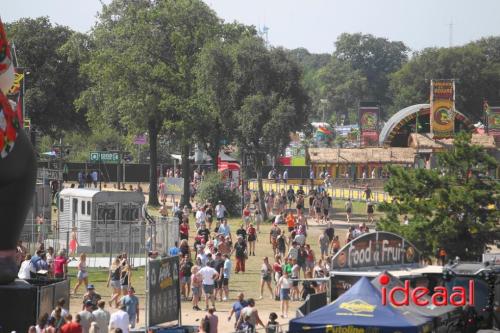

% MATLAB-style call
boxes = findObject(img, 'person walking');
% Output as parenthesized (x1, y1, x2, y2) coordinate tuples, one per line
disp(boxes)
(233, 236, 247, 274)
(236, 299, 265, 331)
(120, 287, 139, 328)
(191, 265, 203, 310)
(92, 300, 110, 333)
(59, 314, 82, 333)
(180, 254, 193, 300)
(205, 307, 218, 333)
(73, 253, 88, 294)
(106, 257, 122, 308)
(120, 261, 132, 294)
(259, 257, 274, 300)
(318, 230, 330, 261)
(82, 284, 102, 311)
(266, 312, 282, 333)
(221, 254, 232, 301)
(228, 292, 247, 330)
(247, 223, 257, 256)
(199, 264, 219, 310)
(78, 300, 96, 333)
(54, 249, 69, 279)
(269, 223, 281, 256)
(367, 200, 375, 223)
(345, 198, 353, 222)
(242, 205, 251, 229)
(108, 303, 129, 333)
(277, 271, 291, 318)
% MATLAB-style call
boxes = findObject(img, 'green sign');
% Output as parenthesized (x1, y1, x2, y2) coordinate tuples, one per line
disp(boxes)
(89, 151, 120, 163)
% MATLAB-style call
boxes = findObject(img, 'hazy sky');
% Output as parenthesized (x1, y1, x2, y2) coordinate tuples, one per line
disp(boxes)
(2, 0, 500, 54)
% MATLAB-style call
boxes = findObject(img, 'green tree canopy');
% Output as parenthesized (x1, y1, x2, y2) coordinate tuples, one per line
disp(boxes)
(390, 37, 500, 121)
(377, 132, 499, 260)
(6, 17, 89, 136)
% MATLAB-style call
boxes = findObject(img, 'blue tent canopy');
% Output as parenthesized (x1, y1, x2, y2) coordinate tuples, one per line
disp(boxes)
(289, 277, 432, 333)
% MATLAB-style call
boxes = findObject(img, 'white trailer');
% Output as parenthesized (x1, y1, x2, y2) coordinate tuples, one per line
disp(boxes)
(57, 188, 145, 253)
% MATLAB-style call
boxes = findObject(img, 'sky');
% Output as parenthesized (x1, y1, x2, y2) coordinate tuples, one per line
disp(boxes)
(2, 0, 500, 54)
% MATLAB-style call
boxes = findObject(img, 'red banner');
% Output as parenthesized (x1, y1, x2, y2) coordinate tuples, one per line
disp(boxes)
(359, 106, 379, 146)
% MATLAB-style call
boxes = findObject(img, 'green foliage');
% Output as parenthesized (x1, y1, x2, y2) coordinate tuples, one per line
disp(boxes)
(378, 132, 499, 260)
(78, 0, 220, 205)
(390, 37, 500, 121)
(5, 17, 89, 136)
(195, 172, 241, 216)
(308, 33, 409, 123)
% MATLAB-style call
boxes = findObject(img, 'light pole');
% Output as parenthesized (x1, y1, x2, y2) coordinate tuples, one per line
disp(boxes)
(320, 99, 328, 123)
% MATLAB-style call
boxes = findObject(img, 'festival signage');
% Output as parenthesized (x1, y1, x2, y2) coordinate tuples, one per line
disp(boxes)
(487, 106, 500, 135)
(359, 106, 379, 146)
(430, 80, 455, 138)
(163, 177, 183, 195)
(148, 255, 180, 326)
(331, 232, 420, 270)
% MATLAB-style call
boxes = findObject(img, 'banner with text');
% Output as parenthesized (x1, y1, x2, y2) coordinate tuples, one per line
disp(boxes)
(148, 256, 180, 326)
(487, 106, 500, 135)
(330, 231, 420, 270)
(359, 106, 379, 146)
(430, 80, 455, 138)
(163, 177, 184, 195)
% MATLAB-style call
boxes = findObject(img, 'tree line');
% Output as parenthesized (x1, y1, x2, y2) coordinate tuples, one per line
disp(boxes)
(5, 0, 500, 210)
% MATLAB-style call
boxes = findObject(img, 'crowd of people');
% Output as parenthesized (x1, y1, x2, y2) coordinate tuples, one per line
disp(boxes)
(17, 163, 379, 333)
(15, 241, 140, 333)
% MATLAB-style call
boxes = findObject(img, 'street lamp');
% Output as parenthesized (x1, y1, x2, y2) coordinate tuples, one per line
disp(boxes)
(320, 99, 328, 123)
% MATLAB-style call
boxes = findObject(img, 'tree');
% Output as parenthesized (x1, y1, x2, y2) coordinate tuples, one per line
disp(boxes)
(5, 17, 89, 136)
(230, 37, 310, 219)
(154, 0, 220, 207)
(195, 172, 241, 215)
(377, 132, 499, 260)
(78, 0, 180, 206)
(389, 37, 500, 121)
(194, 23, 256, 170)
(316, 58, 367, 124)
(306, 33, 408, 125)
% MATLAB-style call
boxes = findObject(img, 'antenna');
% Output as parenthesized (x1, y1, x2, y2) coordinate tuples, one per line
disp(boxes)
(448, 19, 453, 47)
(258, 25, 270, 46)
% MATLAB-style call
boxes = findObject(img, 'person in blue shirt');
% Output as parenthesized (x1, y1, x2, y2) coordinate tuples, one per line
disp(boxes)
(228, 292, 248, 329)
(222, 254, 232, 301)
(169, 241, 180, 257)
(218, 219, 231, 240)
(120, 286, 139, 328)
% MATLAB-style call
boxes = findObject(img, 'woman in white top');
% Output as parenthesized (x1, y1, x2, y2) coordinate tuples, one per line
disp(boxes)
(277, 271, 291, 318)
(18, 254, 32, 279)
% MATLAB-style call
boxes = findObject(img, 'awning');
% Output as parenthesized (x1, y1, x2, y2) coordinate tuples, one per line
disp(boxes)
(218, 161, 240, 172)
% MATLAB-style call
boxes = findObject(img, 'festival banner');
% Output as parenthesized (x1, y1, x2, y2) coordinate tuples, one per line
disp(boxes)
(330, 231, 420, 270)
(485, 101, 500, 136)
(359, 105, 379, 146)
(430, 80, 455, 138)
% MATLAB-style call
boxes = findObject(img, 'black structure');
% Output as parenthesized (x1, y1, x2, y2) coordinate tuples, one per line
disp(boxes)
(0, 278, 70, 332)
(444, 261, 500, 330)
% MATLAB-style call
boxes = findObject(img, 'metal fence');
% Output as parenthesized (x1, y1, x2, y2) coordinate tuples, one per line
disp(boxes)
(19, 216, 179, 268)
(248, 180, 391, 203)
(231, 323, 289, 333)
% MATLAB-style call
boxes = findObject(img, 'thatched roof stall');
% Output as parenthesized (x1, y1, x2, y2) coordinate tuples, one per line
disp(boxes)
(309, 147, 417, 165)
(408, 133, 497, 151)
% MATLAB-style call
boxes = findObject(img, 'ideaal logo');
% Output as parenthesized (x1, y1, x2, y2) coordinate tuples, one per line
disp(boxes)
(379, 274, 474, 307)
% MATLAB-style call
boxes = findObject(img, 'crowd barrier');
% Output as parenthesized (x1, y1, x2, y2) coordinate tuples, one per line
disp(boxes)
(247, 180, 391, 203)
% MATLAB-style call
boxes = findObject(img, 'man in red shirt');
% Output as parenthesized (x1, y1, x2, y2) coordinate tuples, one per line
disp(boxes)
(60, 314, 82, 333)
